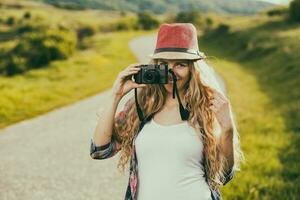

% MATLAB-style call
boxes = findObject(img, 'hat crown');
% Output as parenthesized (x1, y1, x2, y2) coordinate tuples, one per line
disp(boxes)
(155, 23, 199, 51)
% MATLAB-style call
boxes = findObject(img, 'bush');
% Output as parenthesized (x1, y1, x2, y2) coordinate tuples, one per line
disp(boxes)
(289, 0, 300, 22)
(137, 12, 159, 30)
(205, 17, 213, 30)
(77, 26, 96, 41)
(99, 16, 138, 32)
(16, 22, 46, 34)
(215, 23, 230, 34)
(116, 22, 129, 31)
(266, 7, 289, 16)
(4, 28, 77, 75)
(23, 11, 31, 19)
(175, 10, 202, 27)
(6, 16, 15, 26)
(116, 16, 138, 31)
(4, 56, 27, 76)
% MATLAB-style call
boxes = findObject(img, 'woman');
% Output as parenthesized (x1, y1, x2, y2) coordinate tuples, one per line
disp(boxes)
(90, 23, 244, 200)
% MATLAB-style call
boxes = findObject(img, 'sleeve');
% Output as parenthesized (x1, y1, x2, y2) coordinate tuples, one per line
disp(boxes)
(90, 97, 133, 160)
(90, 138, 120, 160)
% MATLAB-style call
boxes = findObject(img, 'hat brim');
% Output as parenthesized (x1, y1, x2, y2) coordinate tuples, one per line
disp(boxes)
(148, 51, 206, 60)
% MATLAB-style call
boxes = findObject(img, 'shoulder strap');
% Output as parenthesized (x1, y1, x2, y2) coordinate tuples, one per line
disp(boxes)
(169, 69, 190, 120)
(135, 88, 144, 122)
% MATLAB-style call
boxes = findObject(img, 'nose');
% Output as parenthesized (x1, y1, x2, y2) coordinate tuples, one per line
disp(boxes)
(167, 62, 176, 70)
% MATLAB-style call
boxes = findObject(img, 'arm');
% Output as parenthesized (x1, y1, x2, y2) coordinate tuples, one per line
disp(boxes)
(90, 63, 146, 159)
(90, 95, 133, 160)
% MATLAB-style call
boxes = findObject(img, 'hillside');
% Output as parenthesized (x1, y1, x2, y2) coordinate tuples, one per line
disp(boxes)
(0, 0, 147, 128)
(199, 13, 300, 199)
(34, 0, 276, 15)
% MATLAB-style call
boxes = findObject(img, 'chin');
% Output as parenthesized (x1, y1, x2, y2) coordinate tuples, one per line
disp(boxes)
(163, 82, 183, 93)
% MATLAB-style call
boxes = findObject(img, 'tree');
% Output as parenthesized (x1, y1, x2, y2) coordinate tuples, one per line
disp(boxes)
(137, 12, 159, 30)
(289, 0, 300, 22)
(175, 10, 202, 27)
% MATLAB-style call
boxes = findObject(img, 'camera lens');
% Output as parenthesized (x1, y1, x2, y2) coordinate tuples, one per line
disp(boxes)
(143, 69, 159, 83)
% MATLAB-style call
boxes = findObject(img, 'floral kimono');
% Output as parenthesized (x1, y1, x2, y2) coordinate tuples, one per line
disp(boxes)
(90, 100, 235, 200)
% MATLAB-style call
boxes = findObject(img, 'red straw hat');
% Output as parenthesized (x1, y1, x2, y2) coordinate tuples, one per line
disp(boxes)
(149, 23, 206, 60)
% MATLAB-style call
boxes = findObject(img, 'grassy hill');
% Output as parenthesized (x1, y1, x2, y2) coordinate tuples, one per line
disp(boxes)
(33, 0, 276, 15)
(0, 0, 149, 128)
(199, 12, 299, 199)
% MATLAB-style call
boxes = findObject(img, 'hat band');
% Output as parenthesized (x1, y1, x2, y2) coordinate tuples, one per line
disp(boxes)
(154, 48, 201, 56)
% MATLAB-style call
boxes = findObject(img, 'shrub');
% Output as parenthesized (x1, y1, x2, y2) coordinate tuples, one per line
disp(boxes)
(4, 28, 77, 75)
(23, 11, 31, 19)
(266, 7, 289, 16)
(116, 22, 129, 31)
(77, 26, 96, 41)
(175, 10, 202, 27)
(205, 17, 213, 30)
(6, 16, 15, 26)
(4, 56, 27, 76)
(116, 16, 138, 31)
(137, 12, 159, 30)
(16, 23, 45, 34)
(289, 0, 300, 22)
(215, 23, 230, 34)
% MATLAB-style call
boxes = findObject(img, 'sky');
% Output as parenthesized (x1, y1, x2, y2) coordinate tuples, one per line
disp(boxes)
(257, 0, 292, 5)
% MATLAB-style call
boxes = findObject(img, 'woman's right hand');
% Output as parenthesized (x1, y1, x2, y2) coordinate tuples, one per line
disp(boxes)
(112, 63, 147, 100)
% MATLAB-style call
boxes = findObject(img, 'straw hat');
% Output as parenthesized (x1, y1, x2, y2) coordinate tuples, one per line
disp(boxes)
(149, 23, 206, 60)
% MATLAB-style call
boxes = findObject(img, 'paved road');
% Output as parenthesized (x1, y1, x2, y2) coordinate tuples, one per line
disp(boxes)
(0, 34, 226, 200)
(0, 37, 153, 200)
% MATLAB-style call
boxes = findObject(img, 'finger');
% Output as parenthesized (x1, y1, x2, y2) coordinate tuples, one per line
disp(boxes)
(121, 68, 141, 76)
(132, 83, 147, 88)
(128, 63, 143, 69)
(127, 68, 141, 72)
(122, 68, 140, 75)
(121, 69, 141, 78)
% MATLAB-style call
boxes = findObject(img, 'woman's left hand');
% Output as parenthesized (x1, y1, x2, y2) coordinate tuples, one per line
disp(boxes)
(209, 88, 233, 133)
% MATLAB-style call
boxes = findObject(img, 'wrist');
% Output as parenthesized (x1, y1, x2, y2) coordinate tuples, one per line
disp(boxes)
(110, 92, 122, 103)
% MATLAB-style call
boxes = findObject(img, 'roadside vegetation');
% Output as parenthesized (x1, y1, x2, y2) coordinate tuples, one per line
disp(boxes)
(0, 0, 156, 128)
(198, 6, 299, 199)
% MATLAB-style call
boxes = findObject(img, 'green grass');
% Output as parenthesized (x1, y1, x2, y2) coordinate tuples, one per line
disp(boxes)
(200, 14, 299, 199)
(0, 30, 150, 129)
(0, 0, 125, 27)
(0, 0, 149, 129)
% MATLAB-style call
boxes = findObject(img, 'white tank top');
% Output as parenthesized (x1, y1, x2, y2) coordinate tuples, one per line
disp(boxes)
(135, 118, 212, 200)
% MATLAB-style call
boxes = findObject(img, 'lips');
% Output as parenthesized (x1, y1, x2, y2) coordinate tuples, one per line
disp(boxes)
(168, 74, 180, 83)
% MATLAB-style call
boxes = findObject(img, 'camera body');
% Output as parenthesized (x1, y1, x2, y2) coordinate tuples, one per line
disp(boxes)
(134, 64, 168, 84)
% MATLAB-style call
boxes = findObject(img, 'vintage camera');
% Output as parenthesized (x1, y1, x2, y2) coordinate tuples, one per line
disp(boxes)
(133, 64, 168, 84)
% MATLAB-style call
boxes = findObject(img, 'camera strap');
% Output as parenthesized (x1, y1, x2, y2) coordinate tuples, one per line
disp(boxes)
(169, 69, 190, 121)
(134, 87, 145, 122)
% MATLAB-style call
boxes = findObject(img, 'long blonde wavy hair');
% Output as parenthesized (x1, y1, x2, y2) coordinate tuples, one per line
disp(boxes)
(112, 58, 244, 190)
